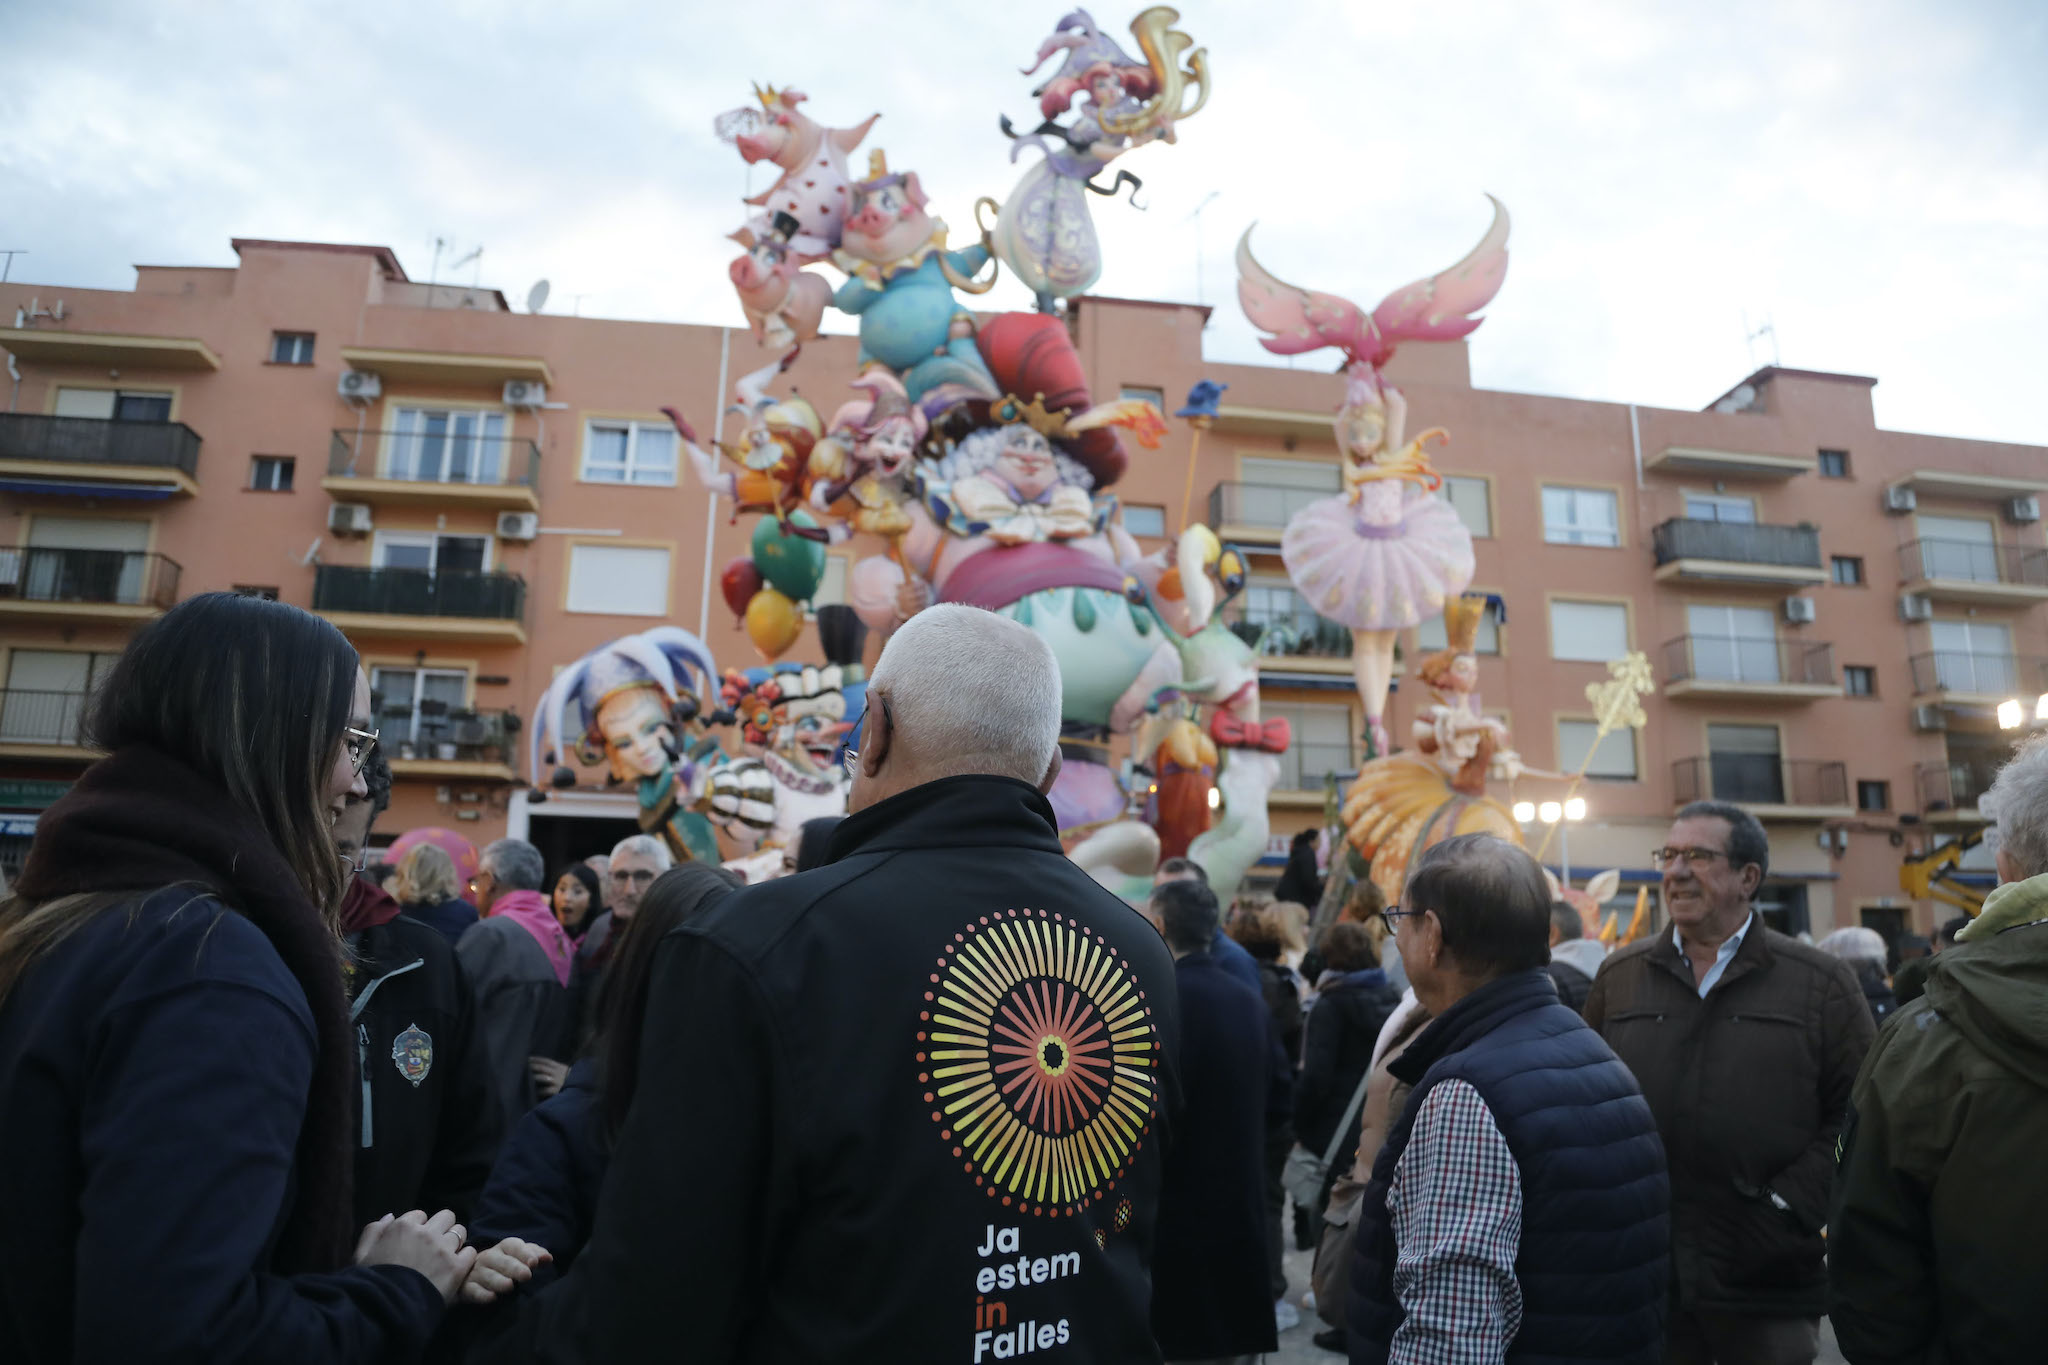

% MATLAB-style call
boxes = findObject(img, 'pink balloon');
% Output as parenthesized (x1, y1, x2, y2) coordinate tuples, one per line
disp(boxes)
(385, 827, 480, 886)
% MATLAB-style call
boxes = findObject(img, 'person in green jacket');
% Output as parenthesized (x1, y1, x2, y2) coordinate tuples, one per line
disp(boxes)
(1830, 735, 2048, 1364)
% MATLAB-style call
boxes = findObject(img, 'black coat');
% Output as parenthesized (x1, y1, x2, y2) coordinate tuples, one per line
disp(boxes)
(1545, 960, 1593, 1014)
(456, 913, 570, 1137)
(1151, 952, 1279, 1360)
(496, 775, 1184, 1364)
(471, 1059, 606, 1289)
(1295, 969, 1400, 1163)
(401, 895, 478, 949)
(345, 899, 504, 1226)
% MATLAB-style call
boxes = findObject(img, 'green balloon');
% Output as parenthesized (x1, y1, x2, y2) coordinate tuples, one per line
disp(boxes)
(751, 512, 826, 601)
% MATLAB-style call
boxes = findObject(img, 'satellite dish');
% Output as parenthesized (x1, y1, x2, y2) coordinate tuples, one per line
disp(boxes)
(299, 536, 323, 567)
(526, 279, 551, 314)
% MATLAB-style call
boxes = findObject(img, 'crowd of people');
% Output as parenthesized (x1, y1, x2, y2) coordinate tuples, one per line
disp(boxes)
(0, 588, 2042, 1363)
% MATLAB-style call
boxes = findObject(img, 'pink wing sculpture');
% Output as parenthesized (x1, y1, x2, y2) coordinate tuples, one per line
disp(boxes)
(1233, 197, 1510, 757)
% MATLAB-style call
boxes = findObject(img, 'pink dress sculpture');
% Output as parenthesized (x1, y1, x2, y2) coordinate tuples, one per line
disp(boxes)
(1235, 197, 1510, 754)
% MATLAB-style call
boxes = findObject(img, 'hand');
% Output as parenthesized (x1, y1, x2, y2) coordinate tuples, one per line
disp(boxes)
(893, 576, 931, 625)
(355, 1209, 477, 1305)
(459, 1237, 554, 1306)
(529, 1056, 570, 1100)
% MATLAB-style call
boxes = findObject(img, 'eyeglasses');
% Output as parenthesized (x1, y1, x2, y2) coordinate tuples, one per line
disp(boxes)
(343, 726, 380, 776)
(1379, 908, 1424, 935)
(609, 868, 657, 886)
(1650, 846, 1731, 868)
(843, 693, 892, 777)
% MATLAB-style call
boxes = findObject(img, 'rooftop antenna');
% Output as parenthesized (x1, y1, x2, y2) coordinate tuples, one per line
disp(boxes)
(449, 244, 483, 286)
(0, 250, 24, 285)
(525, 279, 551, 314)
(1743, 311, 1780, 367)
(1185, 191, 1221, 304)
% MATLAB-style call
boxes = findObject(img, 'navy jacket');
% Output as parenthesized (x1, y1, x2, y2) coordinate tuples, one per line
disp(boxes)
(1151, 952, 1280, 1360)
(0, 890, 443, 1363)
(402, 895, 479, 949)
(1350, 970, 1669, 1365)
(1209, 924, 1263, 995)
(472, 1059, 607, 1288)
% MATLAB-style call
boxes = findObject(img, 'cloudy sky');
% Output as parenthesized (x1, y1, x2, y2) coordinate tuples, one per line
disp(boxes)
(3, 0, 2043, 442)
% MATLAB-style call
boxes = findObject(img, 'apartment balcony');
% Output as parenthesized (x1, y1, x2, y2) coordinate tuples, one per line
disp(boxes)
(0, 326, 222, 372)
(1899, 538, 2048, 605)
(1916, 754, 2001, 824)
(1908, 651, 2048, 706)
(0, 412, 201, 498)
(1672, 755, 1852, 820)
(0, 547, 181, 621)
(1207, 481, 1329, 546)
(1662, 635, 1839, 701)
(1643, 445, 1817, 480)
(0, 689, 93, 761)
(381, 706, 520, 783)
(336, 346, 551, 389)
(324, 429, 541, 512)
(1651, 518, 1826, 587)
(1224, 603, 1356, 677)
(313, 565, 527, 644)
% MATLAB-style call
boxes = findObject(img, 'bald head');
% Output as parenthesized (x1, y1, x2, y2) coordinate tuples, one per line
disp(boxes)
(851, 604, 1063, 810)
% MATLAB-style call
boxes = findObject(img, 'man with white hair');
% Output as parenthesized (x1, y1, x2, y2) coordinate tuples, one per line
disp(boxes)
(507, 604, 1183, 1362)
(562, 833, 674, 1058)
(1831, 735, 2048, 1361)
(1815, 926, 1896, 1023)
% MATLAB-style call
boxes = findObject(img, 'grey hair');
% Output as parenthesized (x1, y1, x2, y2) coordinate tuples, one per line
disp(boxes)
(1817, 926, 1889, 970)
(868, 603, 1062, 786)
(610, 833, 675, 871)
(481, 838, 546, 893)
(1982, 736, 2048, 878)
(932, 426, 1096, 492)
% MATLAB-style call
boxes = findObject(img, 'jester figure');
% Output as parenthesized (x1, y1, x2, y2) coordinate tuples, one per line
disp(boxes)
(707, 662, 857, 882)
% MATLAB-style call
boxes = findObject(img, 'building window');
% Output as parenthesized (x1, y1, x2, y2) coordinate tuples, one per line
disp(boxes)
(1548, 599, 1628, 662)
(232, 585, 280, 601)
(808, 555, 848, 613)
(1264, 701, 1355, 791)
(1437, 475, 1492, 538)
(1557, 718, 1636, 780)
(1706, 722, 1784, 804)
(270, 332, 315, 365)
(1684, 493, 1755, 523)
(373, 533, 489, 573)
(1685, 604, 1780, 683)
(1123, 504, 1167, 538)
(1915, 513, 2000, 583)
(370, 667, 470, 749)
(582, 420, 679, 486)
(1120, 387, 1166, 411)
(1844, 665, 1876, 696)
(1831, 555, 1864, 586)
(565, 543, 671, 616)
(1, 649, 119, 745)
(1818, 449, 1850, 479)
(388, 407, 509, 484)
(1928, 619, 2016, 693)
(1541, 486, 1620, 547)
(1857, 779, 1891, 812)
(249, 455, 295, 492)
(53, 387, 172, 422)
(1417, 598, 1502, 655)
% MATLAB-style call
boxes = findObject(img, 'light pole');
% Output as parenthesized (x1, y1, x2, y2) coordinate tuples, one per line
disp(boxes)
(1515, 797, 1587, 884)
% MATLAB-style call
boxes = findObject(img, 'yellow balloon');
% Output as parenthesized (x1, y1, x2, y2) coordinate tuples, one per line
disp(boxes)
(744, 587, 802, 661)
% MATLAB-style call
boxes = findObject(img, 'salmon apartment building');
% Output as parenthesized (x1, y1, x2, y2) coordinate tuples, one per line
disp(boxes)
(4, 237, 2044, 944)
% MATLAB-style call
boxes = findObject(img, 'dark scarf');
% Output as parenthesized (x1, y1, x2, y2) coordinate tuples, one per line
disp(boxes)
(14, 744, 357, 1272)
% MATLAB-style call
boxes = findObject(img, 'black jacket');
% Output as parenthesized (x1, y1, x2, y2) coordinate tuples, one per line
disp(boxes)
(1545, 960, 1593, 1014)
(1296, 968, 1401, 1163)
(401, 895, 478, 949)
(457, 913, 570, 1136)
(1151, 952, 1279, 1360)
(471, 1059, 606, 1290)
(499, 775, 1183, 1363)
(345, 902, 503, 1226)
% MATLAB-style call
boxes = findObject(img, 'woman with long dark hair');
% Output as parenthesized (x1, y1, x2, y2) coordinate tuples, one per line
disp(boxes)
(0, 593, 479, 1361)
(550, 862, 603, 941)
(470, 863, 742, 1285)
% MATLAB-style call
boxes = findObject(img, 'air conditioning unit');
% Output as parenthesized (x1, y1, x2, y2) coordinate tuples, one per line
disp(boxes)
(496, 511, 540, 541)
(2010, 495, 2041, 524)
(1911, 704, 1947, 734)
(327, 502, 374, 536)
(1883, 485, 1917, 514)
(1898, 592, 1932, 622)
(503, 380, 546, 408)
(338, 369, 382, 401)
(1782, 595, 1816, 624)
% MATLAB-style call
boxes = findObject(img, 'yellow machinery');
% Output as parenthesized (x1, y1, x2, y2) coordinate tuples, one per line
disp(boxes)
(1900, 829, 1987, 918)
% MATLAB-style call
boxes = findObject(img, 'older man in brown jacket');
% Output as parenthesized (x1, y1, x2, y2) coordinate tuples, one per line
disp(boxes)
(1585, 801, 1874, 1365)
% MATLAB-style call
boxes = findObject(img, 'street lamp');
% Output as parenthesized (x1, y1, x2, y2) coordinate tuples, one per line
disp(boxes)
(1517, 796, 1588, 883)
(1999, 699, 2024, 730)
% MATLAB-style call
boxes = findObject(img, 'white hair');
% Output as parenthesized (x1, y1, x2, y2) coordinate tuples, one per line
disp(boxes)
(931, 426, 1096, 492)
(870, 603, 1062, 785)
(1817, 926, 1889, 970)
(611, 833, 675, 870)
(480, 838, 546, 892)
(1983, 735, 2048, 877)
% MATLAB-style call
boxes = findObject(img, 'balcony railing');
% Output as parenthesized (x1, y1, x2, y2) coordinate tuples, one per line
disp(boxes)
(313, 565, 525, 621)
(1908, 651, 2047, 697)
(1208, 481, 1331, 533)
(0, 412, 201, 475)
(1223, 603, 1355, 659)
(1899, 538, 2048, 588)
(330, 429, 540, 488)
(1663, 635, 1835, 687)
(1673, 755, 1849, 809)
(378, 705, 518, 765)
(1652, 518, 1822, 570)
(0, 547, 181, 608)
(1917, 754, 2003, 814)
(0, 689, 89, 746)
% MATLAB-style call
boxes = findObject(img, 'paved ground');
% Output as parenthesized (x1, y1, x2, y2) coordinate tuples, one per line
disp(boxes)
(1264, 1244, 1849, 1363)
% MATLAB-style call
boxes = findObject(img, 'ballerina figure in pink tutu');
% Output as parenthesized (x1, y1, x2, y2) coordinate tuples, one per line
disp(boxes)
(1235, 197, 1511, 756)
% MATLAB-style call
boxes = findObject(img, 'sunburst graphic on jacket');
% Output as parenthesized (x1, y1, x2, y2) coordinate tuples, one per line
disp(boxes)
(917, 908, 1159, 1216)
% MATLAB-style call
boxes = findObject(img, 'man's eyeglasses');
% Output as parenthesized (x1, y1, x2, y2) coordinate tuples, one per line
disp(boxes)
(1650, 846, 1730, 869)
(343, 726, 380, 776)
(1379, 908, 1424, 935)
(843, 693, 892, 777)
(609, 868, 657, 887)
